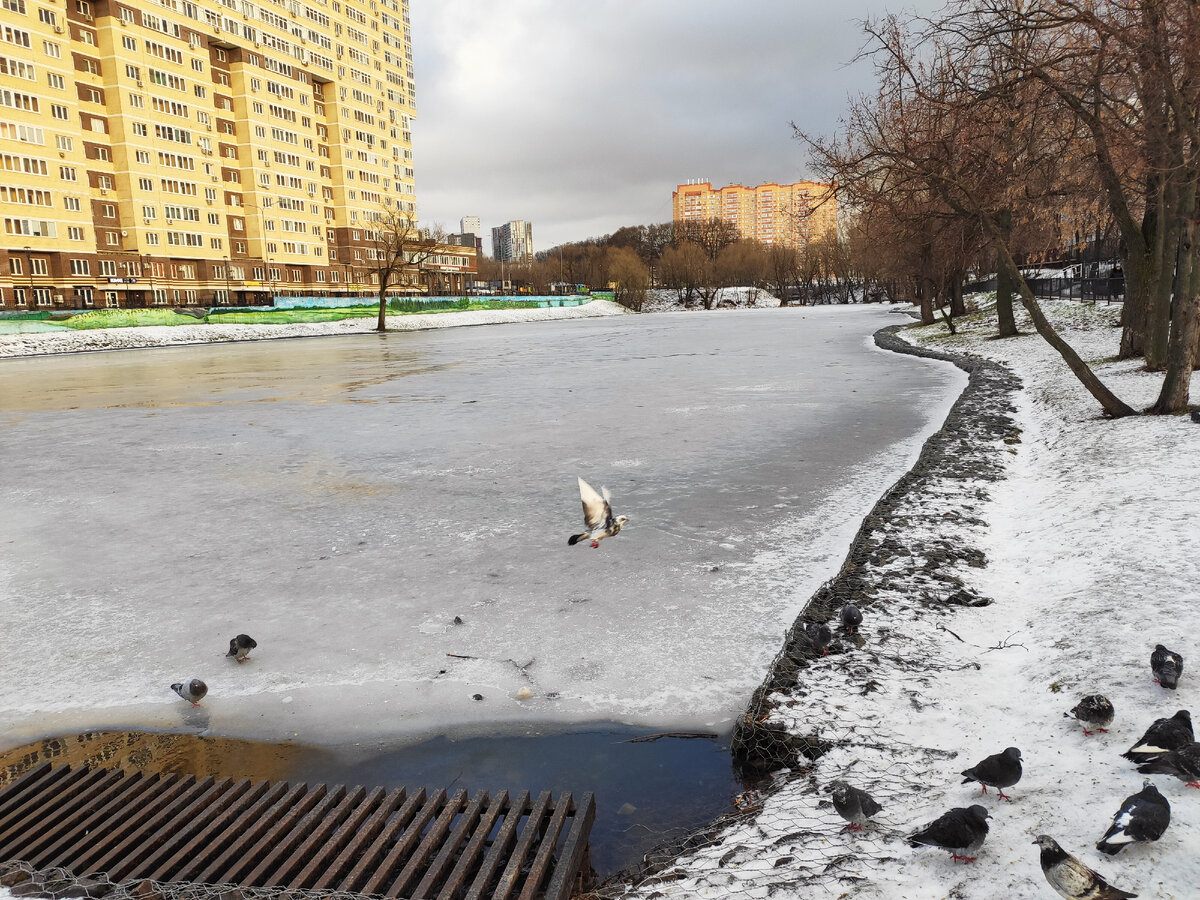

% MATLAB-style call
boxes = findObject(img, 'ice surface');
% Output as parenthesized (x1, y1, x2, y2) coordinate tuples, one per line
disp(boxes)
(0, 306, 964, 749)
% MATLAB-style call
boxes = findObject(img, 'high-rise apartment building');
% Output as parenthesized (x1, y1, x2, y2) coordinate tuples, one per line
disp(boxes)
(490, 219, 531, 262)
(0, 0, 417, 310)
(459, 215, 478, 236)
(672, 180, 836, 251)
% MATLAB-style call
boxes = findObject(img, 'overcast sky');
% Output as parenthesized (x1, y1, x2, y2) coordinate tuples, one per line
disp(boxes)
(410, 1, 941, 255)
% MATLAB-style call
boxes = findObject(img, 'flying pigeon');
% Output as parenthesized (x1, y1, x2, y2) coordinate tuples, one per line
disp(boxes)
(908, 804, 989, 862)
(567, 477, 629, 549)
(1065, 695, 1115, 735)
(1122, 710, 1193, 764)
(839, 603, 862, 634)
(830, 780, 882, 831)
(171, 678, 208, 707)
(803, 621, 833, 655)
(1033, 835, 1138, 900)
(960, 746, 1022, 800)
(227, 634, 257, 663)
(1135, 741, 1200, 788)
(1151, 644, 1183, 689)
(1095, 779, 1170, 855)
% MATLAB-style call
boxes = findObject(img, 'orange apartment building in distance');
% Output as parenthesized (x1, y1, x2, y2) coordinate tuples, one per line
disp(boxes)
(0, 0, 475, 311)
(671, 179, 837, 251)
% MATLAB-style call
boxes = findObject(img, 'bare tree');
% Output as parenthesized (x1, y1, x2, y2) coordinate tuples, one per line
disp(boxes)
(369, 208, 446, 332)
(607, 247, 650, 310)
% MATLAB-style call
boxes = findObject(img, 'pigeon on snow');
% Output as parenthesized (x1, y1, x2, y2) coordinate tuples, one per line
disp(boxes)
(1065, 694, 1115, 735)
(960, 746, 1022, 800)
(908, 804, 990, 862)
(830, 780, 882, 831)
(1135, 741, 1200, 788)
(1034, 835, 1138, 900)
(839, 603, 862, 634)
(802, 621, 833, 655)
(1095, 779, 1170, 855)
(1122, 709, 1193, 764)
(171, 678, 208, 707)
(567, 477, 629, 549)
(1151, 644, 1183, 689)
(227, 634, 257, 662)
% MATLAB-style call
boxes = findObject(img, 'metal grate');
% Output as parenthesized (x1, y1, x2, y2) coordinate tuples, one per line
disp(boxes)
(0, 763, 594, 900)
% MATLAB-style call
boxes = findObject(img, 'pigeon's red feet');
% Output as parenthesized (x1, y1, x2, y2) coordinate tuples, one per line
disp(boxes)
(997, 790, 1013, 801)
(1082, 729, 1094, 736)
(590, 540, 600, 549)
(844, 823, 863, 832)
(192, 702, 201, 707)
(237, 657, 248, 663)
(979, 785, 988, 794)
(1099, 728, 1109, 733)
(950, 855, 977, 863)
(1187, 781, 1200, 789)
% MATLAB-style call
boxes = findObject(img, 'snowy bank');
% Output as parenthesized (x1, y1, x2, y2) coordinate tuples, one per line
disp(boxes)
(614, 300, 1199, 900)
(0, 298, 630, 358)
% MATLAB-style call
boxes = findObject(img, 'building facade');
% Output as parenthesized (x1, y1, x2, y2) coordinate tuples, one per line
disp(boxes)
(490, 219, 531, 262)
(0, 0, 418, 310)
(671, 179, 837, 251)
(458, 214, 478, 236)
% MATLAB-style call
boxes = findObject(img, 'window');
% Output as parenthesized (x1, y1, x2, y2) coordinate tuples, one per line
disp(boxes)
(210, 237, 222, 249)
(142, 205, 156, 219)
(99, 259, 116, 276)
(132, 123, 147, 136)
(93, 147, 111, 162)
(37, 8, 56, 26)
(33, 287, 51, 306)
(97, 175, 112, 190)
(59, 165, 76, 181)
(64, 196, 80, 211)
(51, 104, 69, 120)
(67, 225, 84, 240)
(105, 231, 118, 245)
(56, 135, 73, 152)
(69, 258, 89, 275)
(82, 88, 102, 103)
(76, 286, 93, 306)
(2, 0, 27, 14)
(129, 93, 144, 108)
(135, 150, 150, 164)
(79, 30, 96, 48)
(139, 177, 153, 190)
(43, 41, 60, 58)
(101, 203, 115, 217)
(30, 257, 47, 275)
(122, 36, 137, 52)
(80, 58, 99, 75)
(47, 73, 64, 90)
(146, 233, 159, 245)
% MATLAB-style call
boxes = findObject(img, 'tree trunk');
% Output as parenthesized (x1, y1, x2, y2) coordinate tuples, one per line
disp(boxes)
(994, 209, 1018, 338)
(949, 272, 965, 317)
(1149, 181, 1199, 413)
(997, 245, 1137, 418)
(376, 289, 388, 331)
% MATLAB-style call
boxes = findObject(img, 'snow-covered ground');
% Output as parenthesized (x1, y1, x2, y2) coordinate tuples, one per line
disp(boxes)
(618, 298, 1199, 899)
(0, 298, 630, 358)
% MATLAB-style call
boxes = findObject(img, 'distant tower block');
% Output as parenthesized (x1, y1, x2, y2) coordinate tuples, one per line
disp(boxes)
(671, 180, 837, 251)
(491, 220, 534, 262)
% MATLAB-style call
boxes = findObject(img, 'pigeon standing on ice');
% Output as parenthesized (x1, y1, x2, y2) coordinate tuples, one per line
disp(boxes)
(1151, 644, 1183, 689)
(908, 804, 990, 862)
(1095, 780, 1170, 855)
(227, 634, 257, 662)
(171, 678, 208, 707)
(1065, 695, 1115, 735)
(803, 621, 833, 655)
(567, 477, 629, 549)
(839, 603, 862, 634)
(1135, 741, 1200, 788)
(1122, 710, 1193, 764)
(960, 746, 1023, 800)
(1033, 835, 1138, 900)
(830, 780, 882, 831)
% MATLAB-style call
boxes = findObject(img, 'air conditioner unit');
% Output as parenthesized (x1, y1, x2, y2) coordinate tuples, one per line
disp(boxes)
(205, 125, 212, 131)
(120, 230, 128, 236)
(99, 188, 108, 195)
(54, 25, 64, 34)
(166, 219, 173, 224)
(136, 80, 144, 88)
(54, 293, 64, 302)
(143, 218, 151, 224)
(82, 12, 92, 21)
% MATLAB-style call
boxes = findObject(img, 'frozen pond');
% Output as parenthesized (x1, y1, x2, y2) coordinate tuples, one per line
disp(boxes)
(0, 306, 965, 749)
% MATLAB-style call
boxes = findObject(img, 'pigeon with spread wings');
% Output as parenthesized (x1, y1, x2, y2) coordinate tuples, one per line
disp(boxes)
(568, 477, 629, 549)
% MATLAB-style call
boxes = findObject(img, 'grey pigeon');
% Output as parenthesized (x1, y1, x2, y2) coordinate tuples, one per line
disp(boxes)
(908, 804, 989, 862)
(1034, 835, 1137, 900)
(803, 621, 832, 655)
(960, 746, 1022, 800)
(1122, 710, 1193, 764)
(171, 678, 208, 707)
(839, 603, 862, 634)
(1095, 780, 1170, 855)
(830, 780, 882, 831)
(1151, 644, 1183, 689)
(1065, 695, 1115, 735)
(1135, 741, 1200, 788)
(568, 477, 629, 548)
(227, 634, 257, 662)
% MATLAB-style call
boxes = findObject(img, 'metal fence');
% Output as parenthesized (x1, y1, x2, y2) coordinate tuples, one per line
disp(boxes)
(962, 275, 1124, 304)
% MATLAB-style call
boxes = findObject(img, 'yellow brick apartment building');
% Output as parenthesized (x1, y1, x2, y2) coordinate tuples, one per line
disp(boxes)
(672, 179, 837, 251)
(0, 0, 472, 310)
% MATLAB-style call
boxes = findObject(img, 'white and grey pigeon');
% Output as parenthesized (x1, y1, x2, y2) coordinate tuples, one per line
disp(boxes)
(1095, 779, 1170, 855)
(960, 746, 1023, 801)
(227, 633, 257, 663)
(830, 780, 882, 831)
(1135, 741, 1200, 788)
(1122, 710, 1193, 764)
(908, 804, 990, 862)
(1151, 644, 1183, 689)
(1065, 694, 1115, 736)
(1034, 835, 1138, 900)
(171, 678, 208, 707)
(803, 621, 833, 655)
(839, 603, 863, 634)
(567, 477, 629, 549)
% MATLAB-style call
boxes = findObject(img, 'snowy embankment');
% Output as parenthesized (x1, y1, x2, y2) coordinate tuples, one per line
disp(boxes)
(617, 300, 1199, 900)
(0, 298, 629, 358)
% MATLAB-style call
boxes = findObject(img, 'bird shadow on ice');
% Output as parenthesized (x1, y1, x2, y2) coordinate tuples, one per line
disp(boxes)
(177, 705, 211, 732)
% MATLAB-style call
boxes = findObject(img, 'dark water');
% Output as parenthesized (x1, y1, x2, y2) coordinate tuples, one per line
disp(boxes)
(295, 725, 742, 877)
